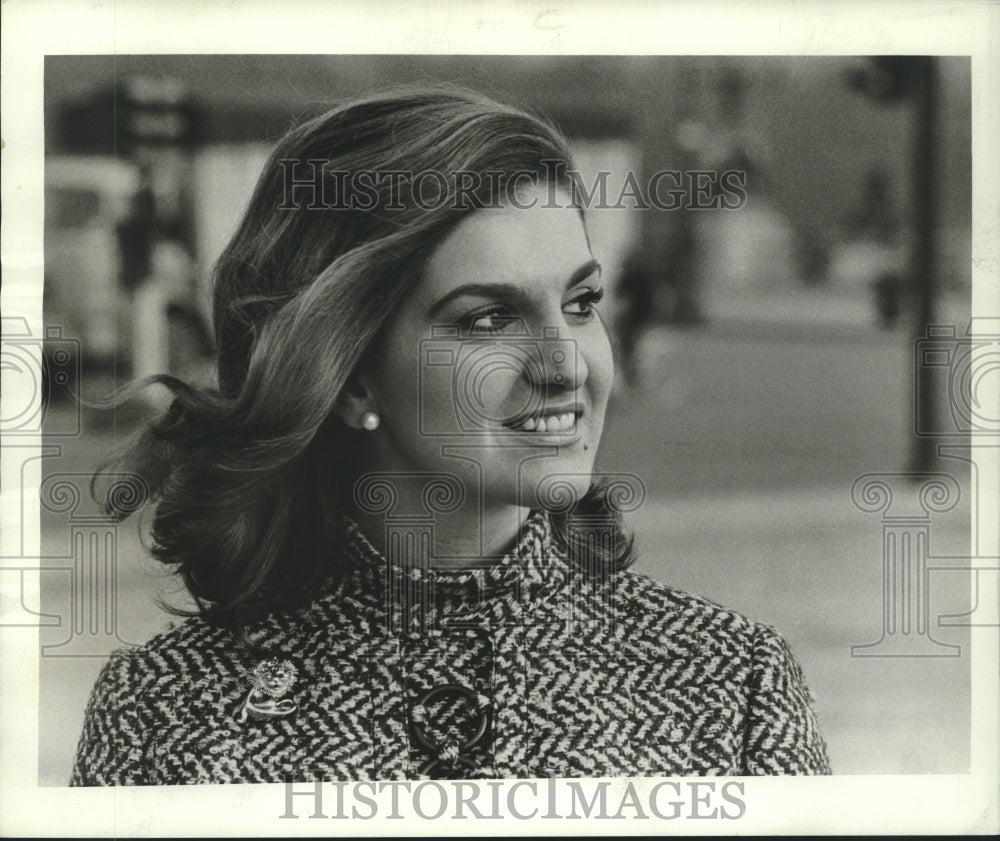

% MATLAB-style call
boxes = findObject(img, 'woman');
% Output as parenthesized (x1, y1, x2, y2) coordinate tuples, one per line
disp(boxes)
(71, 85, 830, 784)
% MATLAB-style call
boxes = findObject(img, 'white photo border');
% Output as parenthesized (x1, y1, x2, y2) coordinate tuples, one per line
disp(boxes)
(1, 0, 998, 835)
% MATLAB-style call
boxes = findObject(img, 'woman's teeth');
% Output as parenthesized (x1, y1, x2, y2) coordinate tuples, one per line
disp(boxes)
(517, 412, 576, 433)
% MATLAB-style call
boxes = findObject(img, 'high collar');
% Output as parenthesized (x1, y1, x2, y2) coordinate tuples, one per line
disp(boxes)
(337, 510, 575, 629)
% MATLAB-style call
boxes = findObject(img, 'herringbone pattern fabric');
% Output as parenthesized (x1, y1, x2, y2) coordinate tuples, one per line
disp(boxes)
(70, 513, 830, 784)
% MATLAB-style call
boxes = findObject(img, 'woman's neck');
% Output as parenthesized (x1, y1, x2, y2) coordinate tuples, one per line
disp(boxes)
(348, 493, 532, 569)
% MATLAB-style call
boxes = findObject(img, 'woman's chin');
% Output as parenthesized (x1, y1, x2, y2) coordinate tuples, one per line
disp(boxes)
(511, 458, 596, 513)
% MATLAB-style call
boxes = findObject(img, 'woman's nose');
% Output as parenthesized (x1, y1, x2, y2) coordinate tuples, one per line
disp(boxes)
(532, 327, 588, 392)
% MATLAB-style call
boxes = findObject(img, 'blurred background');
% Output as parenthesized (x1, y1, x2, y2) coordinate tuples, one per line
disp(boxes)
(36, 55, 977, 783)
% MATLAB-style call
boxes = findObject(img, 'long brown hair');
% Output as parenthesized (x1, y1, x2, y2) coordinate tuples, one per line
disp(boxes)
(100, 84, 634, 629)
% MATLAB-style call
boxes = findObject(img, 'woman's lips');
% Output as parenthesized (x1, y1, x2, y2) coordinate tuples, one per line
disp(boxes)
(502, 404, 583, 434)
(512, 410, 577, 433)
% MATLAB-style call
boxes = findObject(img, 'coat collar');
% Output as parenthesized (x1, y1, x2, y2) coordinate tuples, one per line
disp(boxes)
(337, 510, 575, 629)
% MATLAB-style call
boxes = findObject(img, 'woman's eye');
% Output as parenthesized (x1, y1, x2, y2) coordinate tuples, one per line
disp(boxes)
(457, 288, 604, 336)
(459, 308, 525, 336)
(564, 286, 605, 318)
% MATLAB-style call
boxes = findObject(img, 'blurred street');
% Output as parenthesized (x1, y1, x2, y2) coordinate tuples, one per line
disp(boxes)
(36, 288, 975, 783)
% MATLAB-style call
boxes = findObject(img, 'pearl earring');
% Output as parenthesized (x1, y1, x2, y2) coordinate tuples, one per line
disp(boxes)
(361, 411, 380, 431)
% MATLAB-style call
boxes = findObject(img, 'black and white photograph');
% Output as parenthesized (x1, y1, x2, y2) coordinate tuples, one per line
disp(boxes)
(2, 0, 998, 835)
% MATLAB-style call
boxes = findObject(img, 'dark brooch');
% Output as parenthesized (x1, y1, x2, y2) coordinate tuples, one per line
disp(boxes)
(239, 658, 298, 722)
(409, 684, 492, 776)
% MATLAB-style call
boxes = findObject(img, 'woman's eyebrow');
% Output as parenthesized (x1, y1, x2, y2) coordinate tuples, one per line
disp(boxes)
(427, 258, 602, 318)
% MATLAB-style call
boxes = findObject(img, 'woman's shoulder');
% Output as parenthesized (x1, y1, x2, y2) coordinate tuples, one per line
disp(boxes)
(611, 568, 790, 656)
(99, 615, 242, 692)
(610, 570, 829, 767)
(72, 615, 252, 786)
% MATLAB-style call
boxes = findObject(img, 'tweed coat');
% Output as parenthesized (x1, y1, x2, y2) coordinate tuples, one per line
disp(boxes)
(70, 512, 830, 784)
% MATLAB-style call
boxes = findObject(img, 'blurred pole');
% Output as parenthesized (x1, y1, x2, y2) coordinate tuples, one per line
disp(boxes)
(910, 57, 939, 473)
(614, 58, 680, 385)
(635, 57, 702, 321)
(635, 56, 681, 280)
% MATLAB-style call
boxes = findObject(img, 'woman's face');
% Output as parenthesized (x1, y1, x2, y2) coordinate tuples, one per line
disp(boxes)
(358, 182, 614, 512)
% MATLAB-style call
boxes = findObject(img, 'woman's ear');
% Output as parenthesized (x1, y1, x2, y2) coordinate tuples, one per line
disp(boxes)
(334, 371, 378, 430)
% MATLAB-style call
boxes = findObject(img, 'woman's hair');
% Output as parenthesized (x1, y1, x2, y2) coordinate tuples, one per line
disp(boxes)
(100, 84, 634, 629)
